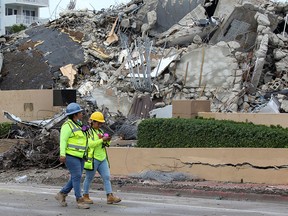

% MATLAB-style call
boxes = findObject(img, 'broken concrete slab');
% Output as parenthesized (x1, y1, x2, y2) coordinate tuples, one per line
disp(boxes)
(90, 87, 132, 116)
(0, 51, 52, 90)
(150, 0, 204, 33)
(149, 105, 172, 118)
(257, 95, 280, 113)
(24, 26, 85, 67)
(156, 25, 212, 47)
(275, 56, 288, 72)
(175, 45, 238, 89)
(157, 4, 207, 40)
(0, 25, 85, 90)
(211, 3, 278, 51)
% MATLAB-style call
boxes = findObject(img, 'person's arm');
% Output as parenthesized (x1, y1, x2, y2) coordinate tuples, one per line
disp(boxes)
(59, 123, 72, 157)
(88, 135, 103, 149)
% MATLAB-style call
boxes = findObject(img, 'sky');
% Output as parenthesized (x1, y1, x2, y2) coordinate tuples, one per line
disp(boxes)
(40, 0, 287, 19)
(40, 0, 130, 19)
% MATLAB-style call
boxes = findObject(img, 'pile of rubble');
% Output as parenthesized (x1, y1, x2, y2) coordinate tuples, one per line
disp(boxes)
(0, 0, 288, 168)
(0, 0, 287, 113)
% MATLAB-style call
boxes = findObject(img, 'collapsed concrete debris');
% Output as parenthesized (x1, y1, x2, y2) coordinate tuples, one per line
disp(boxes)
(0, 0, 287, 114)
(0, 0, 288, 169)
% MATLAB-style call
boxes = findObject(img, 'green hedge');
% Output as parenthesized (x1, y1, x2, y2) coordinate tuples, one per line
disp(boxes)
(0, 122, 12, 138)
(137, 118, 288, 148)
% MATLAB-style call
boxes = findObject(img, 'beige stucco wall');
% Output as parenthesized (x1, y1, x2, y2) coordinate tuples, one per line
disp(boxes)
(198, 112, 288, 128)
(0, 90, 61, 123)
(108, 148, 288, 184)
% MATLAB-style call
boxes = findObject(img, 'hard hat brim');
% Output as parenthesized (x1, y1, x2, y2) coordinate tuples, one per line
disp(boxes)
(66, 108, 84, 116)
(91, 119, 105, 123)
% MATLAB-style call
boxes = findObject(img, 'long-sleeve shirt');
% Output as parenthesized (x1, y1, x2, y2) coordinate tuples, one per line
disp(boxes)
(88, 128, 110, 161)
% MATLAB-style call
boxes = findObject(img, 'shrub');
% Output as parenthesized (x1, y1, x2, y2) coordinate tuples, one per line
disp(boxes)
(0, 122, 12, 138)
(10, 24, 27, 33)
(137, 118, 288, 148)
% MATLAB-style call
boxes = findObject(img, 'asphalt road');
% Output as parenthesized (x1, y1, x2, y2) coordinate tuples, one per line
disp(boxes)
(0, 183, 287, 216)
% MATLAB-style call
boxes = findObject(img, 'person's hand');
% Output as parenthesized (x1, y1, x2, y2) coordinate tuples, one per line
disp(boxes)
(102, 136, 111, 141)
(59, 156, 66, 164)
(103, 133, 111, 141)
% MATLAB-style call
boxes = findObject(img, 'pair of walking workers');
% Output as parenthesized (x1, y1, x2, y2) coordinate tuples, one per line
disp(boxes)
(55, 102, 121, 209)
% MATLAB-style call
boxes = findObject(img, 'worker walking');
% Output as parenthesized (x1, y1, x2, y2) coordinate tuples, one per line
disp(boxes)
(82, 111, 121, 205)
(55, 102, 90, 209)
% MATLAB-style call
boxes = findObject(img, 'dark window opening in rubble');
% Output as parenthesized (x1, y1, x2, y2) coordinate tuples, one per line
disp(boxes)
(223, 23, 231, 37)
(260, 47, 277, 87)
(204, 0, 219, 19)
(273, 20, 288, 35)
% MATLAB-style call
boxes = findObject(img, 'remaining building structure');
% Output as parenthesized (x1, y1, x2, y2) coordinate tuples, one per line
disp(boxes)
(0, 0, 49, 35)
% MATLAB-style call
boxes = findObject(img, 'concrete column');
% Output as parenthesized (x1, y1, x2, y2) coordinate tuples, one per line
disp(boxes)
(250, 34, 269, 92)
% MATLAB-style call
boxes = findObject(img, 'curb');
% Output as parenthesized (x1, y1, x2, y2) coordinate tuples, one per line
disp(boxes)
(113, 184, 288, 203)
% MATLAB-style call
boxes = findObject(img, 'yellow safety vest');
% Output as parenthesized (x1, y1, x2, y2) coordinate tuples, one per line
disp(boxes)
(65, 119, 87, 159)
(84, 128, 110, 170)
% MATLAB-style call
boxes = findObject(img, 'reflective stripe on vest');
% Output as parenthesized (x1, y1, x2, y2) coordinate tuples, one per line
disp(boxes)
(67, 144, 86, 150)
(69, 121, 82, 133)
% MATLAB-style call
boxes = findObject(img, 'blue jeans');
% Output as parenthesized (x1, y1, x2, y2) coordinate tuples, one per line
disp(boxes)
(83, 159, 112, 195)
(60, 155, 85, 199)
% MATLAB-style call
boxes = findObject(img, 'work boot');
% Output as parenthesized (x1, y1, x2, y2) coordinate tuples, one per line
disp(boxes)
(107, 193, 121, 204)
(55, 192, 67, 207)
(83, 194, 93, 204)
(76, 197, 90, 209)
